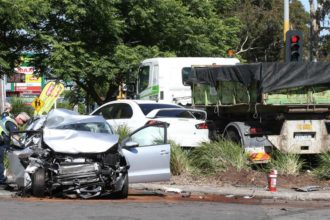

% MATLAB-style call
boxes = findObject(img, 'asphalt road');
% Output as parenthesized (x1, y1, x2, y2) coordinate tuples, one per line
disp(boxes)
(1, 196, 330, 220)
(1, 188, 330, 220)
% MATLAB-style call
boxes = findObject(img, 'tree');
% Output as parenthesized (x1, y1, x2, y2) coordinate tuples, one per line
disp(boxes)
(233, 0, 309, 62)
(35, 0, 241, 106)
(309, 0, 330, 61)
(0, 0, 49, 75)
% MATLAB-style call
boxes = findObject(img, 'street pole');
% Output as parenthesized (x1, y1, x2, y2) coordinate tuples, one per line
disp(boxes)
(284, 0, 289, 42)
(284, 0, 290, 62)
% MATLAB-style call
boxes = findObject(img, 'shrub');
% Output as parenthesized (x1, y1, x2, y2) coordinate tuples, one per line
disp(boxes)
(268, 151, 304, 176)
(10, 97, 34, 116)
(170, 141, 191, 176)
(313, 152, 330, 180)
(114, 124, 131, 143)
(189, 140, 249, 174)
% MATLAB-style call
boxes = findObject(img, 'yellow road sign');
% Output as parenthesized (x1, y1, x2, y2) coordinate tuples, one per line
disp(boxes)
(34, 81, 65, 115)
(31, 97, 44, 112)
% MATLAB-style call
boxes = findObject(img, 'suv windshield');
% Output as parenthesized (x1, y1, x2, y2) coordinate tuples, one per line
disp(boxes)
(138, 103, 182, 115)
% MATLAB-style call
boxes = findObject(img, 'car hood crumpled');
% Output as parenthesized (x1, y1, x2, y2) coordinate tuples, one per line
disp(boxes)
(43, 128, 119, 154)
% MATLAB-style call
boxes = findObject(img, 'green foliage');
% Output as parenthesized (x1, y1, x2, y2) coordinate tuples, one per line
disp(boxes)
(268, 151, 304, 176)
(113, 124, 131, 143)
(0, 0, 326, 104)
(170, 141, 192, 176)
(0, 0, 242, 106)
(0, 0, 50, 73)
(189, 140, 249, 174)
(313, 152, 330, 180)
(235, 0, 309, 62)
(10, 97, 34, 117)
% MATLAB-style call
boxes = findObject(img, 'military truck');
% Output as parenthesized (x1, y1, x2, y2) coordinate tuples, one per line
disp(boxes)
(188, 62, 330, 163)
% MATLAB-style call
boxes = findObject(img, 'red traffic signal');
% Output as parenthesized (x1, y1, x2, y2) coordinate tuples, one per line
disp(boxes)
(290, 35, 299, 43)
(285, 30, 303, 62)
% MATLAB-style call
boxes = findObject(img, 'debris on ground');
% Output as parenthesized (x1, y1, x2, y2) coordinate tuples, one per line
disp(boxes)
(293, 185, 321, 192)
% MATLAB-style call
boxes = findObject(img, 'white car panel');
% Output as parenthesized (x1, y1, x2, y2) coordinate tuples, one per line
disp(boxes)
(91, 100, 210, 147)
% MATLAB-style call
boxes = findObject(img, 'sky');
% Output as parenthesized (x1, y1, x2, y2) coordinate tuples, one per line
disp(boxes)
(300, 0, 312, 12)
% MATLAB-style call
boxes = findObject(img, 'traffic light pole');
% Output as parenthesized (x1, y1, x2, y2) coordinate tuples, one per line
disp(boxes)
(284, 0, 289, 42)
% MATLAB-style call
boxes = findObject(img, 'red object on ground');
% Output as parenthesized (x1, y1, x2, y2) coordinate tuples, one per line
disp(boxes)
(268, 169, 278, 192)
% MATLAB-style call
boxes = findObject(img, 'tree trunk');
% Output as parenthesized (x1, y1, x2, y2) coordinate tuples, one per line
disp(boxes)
(309, 0, 323, 61)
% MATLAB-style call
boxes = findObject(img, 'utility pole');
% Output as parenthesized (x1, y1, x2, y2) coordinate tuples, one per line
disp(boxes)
(284, 0, 290, 42)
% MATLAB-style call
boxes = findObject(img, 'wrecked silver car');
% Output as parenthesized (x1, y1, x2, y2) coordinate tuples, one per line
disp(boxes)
(7, 108, 171, 199)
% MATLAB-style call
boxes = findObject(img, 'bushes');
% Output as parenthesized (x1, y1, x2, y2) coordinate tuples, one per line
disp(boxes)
(313, 152, 330, 180)
(267, 151, 305, 176)
(113, 124, 131, 143)
(189, 140, 250, 174)
(10, 97, 34, 116)
(170, 141, 191, 176)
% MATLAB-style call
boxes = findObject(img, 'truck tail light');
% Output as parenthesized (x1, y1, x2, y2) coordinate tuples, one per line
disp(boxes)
(250, 127, 263, 135)
(195, 123, 208, 129)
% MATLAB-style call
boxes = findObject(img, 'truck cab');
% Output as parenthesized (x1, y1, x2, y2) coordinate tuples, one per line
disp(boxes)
(137, 57, 240, 105)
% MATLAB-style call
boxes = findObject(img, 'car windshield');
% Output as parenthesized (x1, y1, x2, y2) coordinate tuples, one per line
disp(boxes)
(55, 122, 113, 134)
(155, 109, 194, 118)
(138, 103, 182, 115)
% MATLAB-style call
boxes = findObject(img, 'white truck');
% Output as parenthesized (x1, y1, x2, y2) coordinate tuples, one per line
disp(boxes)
(136, 57, 240, 105)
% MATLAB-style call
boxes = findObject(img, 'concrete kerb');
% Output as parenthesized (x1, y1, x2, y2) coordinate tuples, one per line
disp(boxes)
(130, 183, 330, 201)
(0, 189, 14, 198)
(1, 183, 330, 201)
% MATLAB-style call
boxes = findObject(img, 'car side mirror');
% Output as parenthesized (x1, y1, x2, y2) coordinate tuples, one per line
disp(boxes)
(122, 141, 139, 149)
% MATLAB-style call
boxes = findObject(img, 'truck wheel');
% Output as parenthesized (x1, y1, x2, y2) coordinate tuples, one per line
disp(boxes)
(224, 129, 241, 145)
(32, 168, 45, 197)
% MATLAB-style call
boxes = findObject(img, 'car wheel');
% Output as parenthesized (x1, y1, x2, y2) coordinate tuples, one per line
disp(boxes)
(113, 173, 128, 199)
(32, 168, 45, 197)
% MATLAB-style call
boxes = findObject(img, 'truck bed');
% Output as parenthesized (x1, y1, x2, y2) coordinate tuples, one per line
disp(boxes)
(190, 62, 330, 110)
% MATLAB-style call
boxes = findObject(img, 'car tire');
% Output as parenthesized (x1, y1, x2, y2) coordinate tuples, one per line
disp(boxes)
(32, 168, 45, 197)
(113, 173, 128, 199)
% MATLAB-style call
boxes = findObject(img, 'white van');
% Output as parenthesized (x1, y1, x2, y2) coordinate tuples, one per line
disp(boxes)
(137, 57, 240, 105)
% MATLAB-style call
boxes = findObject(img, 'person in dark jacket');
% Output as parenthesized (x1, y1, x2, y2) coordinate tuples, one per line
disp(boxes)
(0, 112, 30, 187)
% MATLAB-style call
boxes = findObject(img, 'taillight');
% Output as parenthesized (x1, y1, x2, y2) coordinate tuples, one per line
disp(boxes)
(146, 120, 159, 125)
(195, 123, 208, 129)
(250, 127, 263, 135)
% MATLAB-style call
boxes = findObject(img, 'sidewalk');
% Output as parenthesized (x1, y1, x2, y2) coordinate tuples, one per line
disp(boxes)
(130, 183, 330, 201)
(1, 183, 330, 201)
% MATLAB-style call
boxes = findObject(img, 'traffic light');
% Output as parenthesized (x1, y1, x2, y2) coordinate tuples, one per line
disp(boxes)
(285, 30, 303, 62)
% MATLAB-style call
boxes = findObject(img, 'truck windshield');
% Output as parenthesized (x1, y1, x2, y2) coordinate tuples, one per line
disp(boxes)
(138, 65, 149, 93)
(182, 67, 192, 85)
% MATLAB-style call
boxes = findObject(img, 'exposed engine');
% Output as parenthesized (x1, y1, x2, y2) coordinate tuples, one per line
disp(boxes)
(7, 109, 129, 199)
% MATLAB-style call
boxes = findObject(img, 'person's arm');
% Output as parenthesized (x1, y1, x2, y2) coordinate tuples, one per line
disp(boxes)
(5, 121, 20, 142)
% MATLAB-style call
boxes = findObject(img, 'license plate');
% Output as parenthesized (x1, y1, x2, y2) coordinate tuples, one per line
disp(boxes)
(294, 134, 313, 140)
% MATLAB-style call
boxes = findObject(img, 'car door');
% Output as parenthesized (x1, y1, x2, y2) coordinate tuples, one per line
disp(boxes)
(121, 122, 171, 183)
